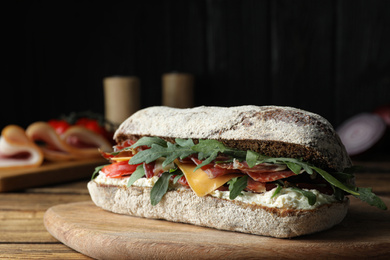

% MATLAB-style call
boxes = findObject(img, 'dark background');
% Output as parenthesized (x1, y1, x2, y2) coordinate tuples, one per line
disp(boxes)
(2, 0, 390, 131)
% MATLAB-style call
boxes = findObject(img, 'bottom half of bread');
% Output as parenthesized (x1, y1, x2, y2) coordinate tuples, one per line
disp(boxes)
(87, 181, 349, 238)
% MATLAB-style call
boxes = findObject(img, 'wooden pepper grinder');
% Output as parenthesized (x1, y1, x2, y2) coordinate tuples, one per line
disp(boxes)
(103, 76, 140, 127)
(162, 72, 194, 108)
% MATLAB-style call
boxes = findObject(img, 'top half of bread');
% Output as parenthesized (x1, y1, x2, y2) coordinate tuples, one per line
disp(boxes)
(114, 105, 352, 172)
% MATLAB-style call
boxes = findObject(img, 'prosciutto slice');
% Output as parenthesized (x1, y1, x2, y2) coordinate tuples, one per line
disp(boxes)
(26, 122, 77, 161)
(0, 125, 44, 168)
(26, 122, 112, 161)
(190, 157, 240, 179)
(192, 156, 294, 181)
(245, 177, 276, 193)
(62, 126, 112, 156)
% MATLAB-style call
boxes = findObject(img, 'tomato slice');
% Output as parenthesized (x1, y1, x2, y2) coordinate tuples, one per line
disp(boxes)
(48, 119, 70, 135)
(101, 161, 141, 178)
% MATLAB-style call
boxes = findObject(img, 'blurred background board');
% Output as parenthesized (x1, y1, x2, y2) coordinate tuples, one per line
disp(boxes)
(0, 158, 106, 192)
(2, 0, 390, 130)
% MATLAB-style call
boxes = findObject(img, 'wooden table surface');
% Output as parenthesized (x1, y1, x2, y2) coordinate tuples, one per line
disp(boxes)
(0, 162, 389, 259)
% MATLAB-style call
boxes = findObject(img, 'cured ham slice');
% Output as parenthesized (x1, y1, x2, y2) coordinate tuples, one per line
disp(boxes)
(245, 177, 276, 193)
(190, 157, 240, 179)
(245, 170, 296, 182)
(191, 157, 291, 180)
(0, 125, 44, 168)
(26, 122, 113, 161)
(61, 126, 112, 156)
(26, 122, 77, 161)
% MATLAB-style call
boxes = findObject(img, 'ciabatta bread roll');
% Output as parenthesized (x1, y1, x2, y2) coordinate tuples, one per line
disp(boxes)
(88, 105, 386, 238)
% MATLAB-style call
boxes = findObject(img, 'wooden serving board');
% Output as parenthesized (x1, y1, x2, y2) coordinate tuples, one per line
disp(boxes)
(44, 197, 390, 259)
(0, 158, 106, 192)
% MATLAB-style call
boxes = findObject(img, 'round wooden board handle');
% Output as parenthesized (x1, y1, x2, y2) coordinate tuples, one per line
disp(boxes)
(103, 76, 140, 126)
(162, 72, 194, 108)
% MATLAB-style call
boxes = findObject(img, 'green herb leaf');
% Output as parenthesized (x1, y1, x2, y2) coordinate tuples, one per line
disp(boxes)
(129, 139, 196, 167)
(228, 176, 248, 200)
(175, 138, 195, 149)
(192, 140, 226, 159)
(286, 161, 302, 175)
(246, 150, 259, 168)
(291, 187, 317, 206)
(194, 150, 219, 170)
(331, 172, 355, 181)
(91, 165, 109, 180)
(193, 139, 246, 160)
(354, 187, 387, 210)
(163, 141, 196, 167)
(312, 166, 359, 196)
(127, 164, 145, 187)
(255, 156, 313, 175)
(192, 140, 245, 171)
(333, 187, 345, 201)
(173, 173, 184, 184)
(130, 136, 167, 148)
(271, 183, 283, 198)
(150, 172, 174, 206)
(129, 144, 167, 165)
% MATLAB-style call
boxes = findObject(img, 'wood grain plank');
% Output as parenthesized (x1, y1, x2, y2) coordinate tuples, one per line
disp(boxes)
(25, 180, 90, 195)
(0, 193, 90, 211)
(0, 158, 106, 192)
(0, 211, 56, 243)
(0, 244, 92, 260)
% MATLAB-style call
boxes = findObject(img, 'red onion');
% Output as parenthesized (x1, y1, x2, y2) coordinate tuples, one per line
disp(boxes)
(337, 113, 387, 156)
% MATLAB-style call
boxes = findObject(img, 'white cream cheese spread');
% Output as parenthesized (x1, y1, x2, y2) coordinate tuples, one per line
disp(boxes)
(94, 172, 337, 210)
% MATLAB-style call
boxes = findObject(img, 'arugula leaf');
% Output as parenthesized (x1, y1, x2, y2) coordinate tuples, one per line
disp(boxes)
(247, 151, 312, 175)
(285, 162, 302, 175)
(192, 140, 226, 159)
(91, 165, 109, 180)
(246, 150, 259, 168)
(175, 138, 195, 149)
(291, 187, 317, 206)
(264, 157, 313, 175)
(192, 140, 245, 170)
(129, 144, 168, 165)
(193, 140, 246, 160)
(354, 187, 387, 210)
(150, 172, 174, 206)
(165, 140, 196, 166)
(194, 151, 219, 170)
(228, 176, 248, 200)
(271, 183, 283, 198)
(127, 164, 145, 187)
(332, 186, 345, 201)
(129, 139, 196, 167)
(312, 166, 359, 196)
(130, 136, 167, 148)
(173, 173, 184, 184)
(331, 172, 355, 182)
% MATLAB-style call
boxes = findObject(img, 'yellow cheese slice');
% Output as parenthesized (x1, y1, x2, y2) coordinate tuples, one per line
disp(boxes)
(111, 156, 132, 162)
(175, 160, 241, 197)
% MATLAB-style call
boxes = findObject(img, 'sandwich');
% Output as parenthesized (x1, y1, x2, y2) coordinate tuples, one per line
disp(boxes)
(88, 105, 386, 238)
